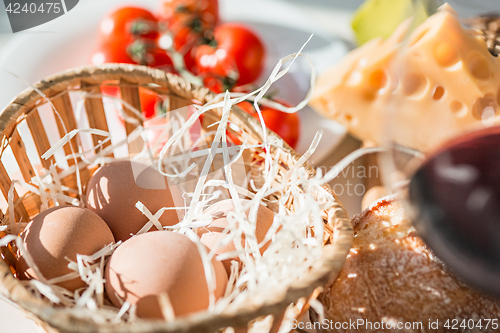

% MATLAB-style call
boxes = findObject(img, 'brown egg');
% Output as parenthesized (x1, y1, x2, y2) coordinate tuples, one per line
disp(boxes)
(105, 231, 227, 319)
(16, 206, 115, 291)
(198, 199, 275, 274)
(86, 160, 182, 242)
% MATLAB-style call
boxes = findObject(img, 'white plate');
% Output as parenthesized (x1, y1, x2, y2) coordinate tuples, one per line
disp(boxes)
(0, 0, 348, 163)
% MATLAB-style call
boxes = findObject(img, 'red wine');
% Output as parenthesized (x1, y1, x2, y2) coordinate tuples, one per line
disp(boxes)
(410, 126, 500, 297)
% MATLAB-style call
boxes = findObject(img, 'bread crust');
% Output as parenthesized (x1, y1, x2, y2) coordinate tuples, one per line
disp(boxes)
(316, 196, 500, 332)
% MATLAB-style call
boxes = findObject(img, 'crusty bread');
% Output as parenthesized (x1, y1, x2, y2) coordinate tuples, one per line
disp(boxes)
(315, 196, 500, 332)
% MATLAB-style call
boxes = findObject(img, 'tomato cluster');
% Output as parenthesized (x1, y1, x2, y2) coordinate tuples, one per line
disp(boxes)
(90, 1, 300, 148)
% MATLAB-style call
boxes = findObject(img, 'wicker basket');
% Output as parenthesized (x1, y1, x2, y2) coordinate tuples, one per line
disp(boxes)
(0, 64, 352, 333)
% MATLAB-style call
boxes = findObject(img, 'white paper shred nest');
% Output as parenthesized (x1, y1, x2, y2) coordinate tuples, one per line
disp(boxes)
(0, 39, 345, 330)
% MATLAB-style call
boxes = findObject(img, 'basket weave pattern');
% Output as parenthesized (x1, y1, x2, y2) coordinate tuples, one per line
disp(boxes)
(0, 64, 352, 333)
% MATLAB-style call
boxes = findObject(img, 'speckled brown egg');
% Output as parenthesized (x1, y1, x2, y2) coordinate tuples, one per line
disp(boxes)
(198, 199, 275, 274)
(105, 231, 228, 319)
(86, 160, 182, 242)
(16, 206, 115, 291)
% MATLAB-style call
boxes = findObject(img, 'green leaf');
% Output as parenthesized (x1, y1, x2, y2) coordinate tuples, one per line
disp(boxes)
(352, 0, 437, 45)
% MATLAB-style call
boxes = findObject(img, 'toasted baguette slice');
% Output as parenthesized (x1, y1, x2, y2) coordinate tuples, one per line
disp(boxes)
(316, 196, 500, 332)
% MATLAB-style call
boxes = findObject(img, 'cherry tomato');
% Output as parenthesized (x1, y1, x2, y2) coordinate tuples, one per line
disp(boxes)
(157, 0, 219, 76)
(194, 44, 238, 93)
(139, 89, 162, 119)
(144, 47, 174, 70)
(159, 0, 219, 28)
(182, 47, 197, 73)
(168, 19, 212, 52)
(90, 39, 136, 65)
(100, 84, 120, 98)
(159, 21, 206, 73)
(194, 23, 265, 91)
(144, 115, 170, 153)
(90, 39, 173, 70)
(98, 7, 159, 45)
(238, 99, 300, 149)
(159, 7, 217, 70)
(100, 85, 162, 120)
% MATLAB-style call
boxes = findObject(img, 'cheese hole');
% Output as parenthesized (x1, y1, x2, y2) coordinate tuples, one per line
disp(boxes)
(344, 114, 357, 126)
(472, 93, 497, 120)
(408, 28, 429, 47)
(432, 86, 445, 100)
(469, 54, 490, 80)
(433, 42, 460, 67)
(369, 70, 387, 90)
(362, 90, 376, 101)
(320, 98, 333, 112)
(450, 100, 467, 117)
(345, 114, 358, 125)
(402, 73, 428, 97)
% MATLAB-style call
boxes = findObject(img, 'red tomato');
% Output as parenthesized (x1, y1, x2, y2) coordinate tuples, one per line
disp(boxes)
(90, 39, 136, 65)
(141, 46, 174, 70)
(238, 99, 300, 149)
(139, 88, 163, 119)
(100, 84, 120, 98)
(160, 7, 217, 67)
(100, 85, 162, 120)
(90, 39, 173, 70)
(170, 23, 194, 51)
(144, 115, 170, 153)
(157, 0, 219, 75)
(98, 7, 159, 45)
(182, 47, 197, 73)
(169, 20, 209, 52)
(159, 0, 219, 27)
(194, 23, 265, 91)
(94, 7, 173, 69)
(194, 44, 238, 93)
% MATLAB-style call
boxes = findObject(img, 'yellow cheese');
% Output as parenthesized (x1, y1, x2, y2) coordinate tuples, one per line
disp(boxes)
(311, 4, 500, 152)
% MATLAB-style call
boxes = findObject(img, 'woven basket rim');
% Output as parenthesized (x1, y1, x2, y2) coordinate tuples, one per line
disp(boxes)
(0, 64, 353, 333)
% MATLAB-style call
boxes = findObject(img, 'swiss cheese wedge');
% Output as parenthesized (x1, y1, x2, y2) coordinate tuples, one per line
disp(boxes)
(311, 4, 500, 152)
